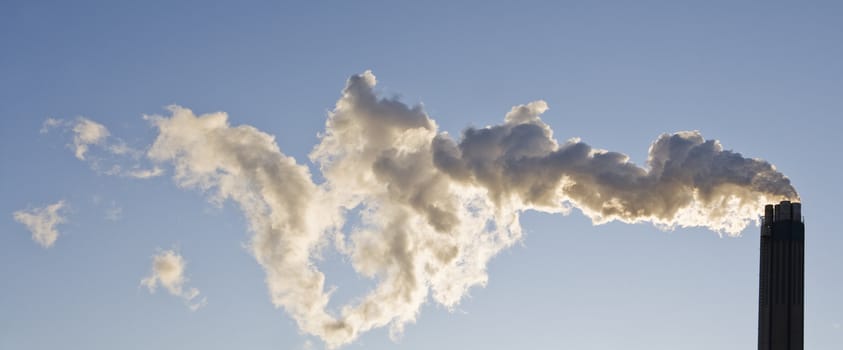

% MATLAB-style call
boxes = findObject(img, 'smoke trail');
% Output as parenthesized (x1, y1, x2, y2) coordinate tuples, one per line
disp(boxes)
(145, 71, 797, 347)
(432, 101, 798, 234)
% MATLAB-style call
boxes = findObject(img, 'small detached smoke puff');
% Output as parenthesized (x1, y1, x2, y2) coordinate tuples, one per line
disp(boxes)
(13, 200, 68, 248)
(141, 250, 206, 311)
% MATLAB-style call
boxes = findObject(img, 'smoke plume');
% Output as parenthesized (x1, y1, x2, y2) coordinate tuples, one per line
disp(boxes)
(144, 71, 797, 347)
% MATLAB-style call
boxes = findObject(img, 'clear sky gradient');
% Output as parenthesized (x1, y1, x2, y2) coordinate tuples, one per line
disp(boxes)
(1, 1, 841, 349)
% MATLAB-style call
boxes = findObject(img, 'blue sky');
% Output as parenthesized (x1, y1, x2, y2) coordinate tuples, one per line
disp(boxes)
(2, 1, 841, 349)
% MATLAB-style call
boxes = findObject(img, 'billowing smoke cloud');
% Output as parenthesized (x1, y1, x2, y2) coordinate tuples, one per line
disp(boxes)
(141, 249, 206, 311)
(12, 200, 68, 248)
(432, 101, 798, 233)
(142, 71, 797, 347)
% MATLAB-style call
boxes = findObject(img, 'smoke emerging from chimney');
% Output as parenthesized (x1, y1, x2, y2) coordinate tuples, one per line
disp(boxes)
(145, 71, 797, 347)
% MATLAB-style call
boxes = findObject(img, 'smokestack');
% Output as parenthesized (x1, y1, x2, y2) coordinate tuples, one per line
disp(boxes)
(758, 201, 804, 350)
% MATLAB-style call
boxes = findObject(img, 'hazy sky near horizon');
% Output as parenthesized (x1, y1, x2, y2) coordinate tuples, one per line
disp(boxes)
(2, 1, 842, 349)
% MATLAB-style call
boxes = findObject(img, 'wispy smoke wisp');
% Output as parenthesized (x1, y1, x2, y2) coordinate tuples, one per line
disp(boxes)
(42, 117, 164, 178)
(144, 71, 797, 347)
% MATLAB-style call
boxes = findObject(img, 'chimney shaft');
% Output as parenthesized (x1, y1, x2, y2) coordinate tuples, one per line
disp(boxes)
(758, 201, 804, 350)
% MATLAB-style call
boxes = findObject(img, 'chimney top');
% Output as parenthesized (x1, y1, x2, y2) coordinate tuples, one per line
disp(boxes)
(764, 200, 802, 224)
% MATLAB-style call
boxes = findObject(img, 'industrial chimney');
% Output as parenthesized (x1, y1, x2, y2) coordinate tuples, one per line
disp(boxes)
(758, 201, 804, 350)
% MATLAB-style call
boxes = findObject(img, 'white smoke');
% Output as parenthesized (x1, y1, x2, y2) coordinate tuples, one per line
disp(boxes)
(41, 117, 110, 160)
(432, 101, 798, 234)
(141, 249, 207, 311)
(142, 71, 797, 347)
(71, 117, 110, 160)
(12, 200, 68, 248)
(41, 117, 163, 178)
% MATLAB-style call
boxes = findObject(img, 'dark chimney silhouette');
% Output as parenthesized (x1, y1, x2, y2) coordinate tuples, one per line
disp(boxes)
(758, 201, 804, 350)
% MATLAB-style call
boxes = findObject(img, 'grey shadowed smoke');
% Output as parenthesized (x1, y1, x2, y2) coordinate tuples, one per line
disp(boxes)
(432, 100, 797, 233)
(144, 71, 797, 348)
